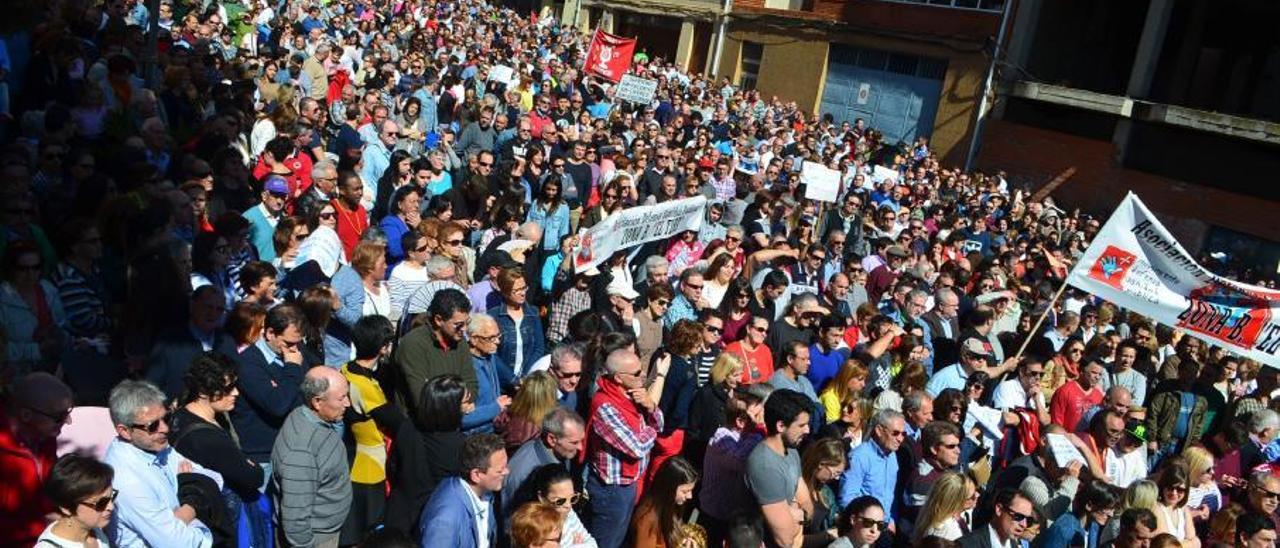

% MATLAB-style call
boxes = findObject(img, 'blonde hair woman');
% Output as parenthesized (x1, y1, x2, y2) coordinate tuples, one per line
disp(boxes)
(1182, 446, 1221, 523)
(913, 472, 972, 542)
(686, 352, 745, 466)
(495, 371, 560, 452)
(819, 359, 869, 422)
(1100, 480, 1159, 547)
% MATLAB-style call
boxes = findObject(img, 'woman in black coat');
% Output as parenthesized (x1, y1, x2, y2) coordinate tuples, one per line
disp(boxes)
(384, 374, 471, 534)
(683, 352, 746, 467)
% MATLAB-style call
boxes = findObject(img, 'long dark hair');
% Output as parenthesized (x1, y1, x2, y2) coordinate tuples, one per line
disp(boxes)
(414, 374, 466, 432)
(537, 175, 563, 213)
(637, 456, 699, 548)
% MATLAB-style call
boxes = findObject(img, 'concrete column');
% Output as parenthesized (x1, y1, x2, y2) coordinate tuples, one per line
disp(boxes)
(993, 0, 1043, 118)
(674, 21, 697, 72)
(601, 9, 615, 33)
(560, 0, 589, 29)
(1112, 0, 1174, 163)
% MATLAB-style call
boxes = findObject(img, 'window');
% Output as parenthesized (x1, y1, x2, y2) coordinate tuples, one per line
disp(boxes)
(740, 42, 764, 91)
(879, 0, 1004, 12)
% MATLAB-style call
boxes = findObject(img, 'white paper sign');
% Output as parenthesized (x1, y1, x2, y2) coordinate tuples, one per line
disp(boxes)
(801, 162, 841, 203)
(857, 83, 871, 105)
(614, 74, 658, 105)
(1045, 433, 1086, 467)
(871, 165, 898, 185)
(489, 65, 515, 86)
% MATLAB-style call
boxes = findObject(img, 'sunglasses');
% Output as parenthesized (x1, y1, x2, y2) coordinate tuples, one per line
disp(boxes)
(444, 239, 463, 246)
(553, 368, 583, 379)
(655, 299, 671, 307)
(1005, 507, 1036, 524)
(130, 413, 171, 434)
(319, 211, 336, 220)
(548, 492, 584, 507)
(705, 325, 723, 334)
(80, 489, 120, 512)
(856, 517, 888, 531)
(28, 406, 72, 424)
(293, 232, 310, 242)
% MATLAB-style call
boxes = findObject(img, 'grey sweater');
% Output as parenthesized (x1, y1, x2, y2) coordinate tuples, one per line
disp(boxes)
(271, 406, 352, 547)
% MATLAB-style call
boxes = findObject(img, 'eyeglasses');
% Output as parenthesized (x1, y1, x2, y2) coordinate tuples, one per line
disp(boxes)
(1005, 507, 1036, 524)
(319, 211, 336, 220)
(27, 405, 72, 424)
(472, 333, 500, 343)
(80, 489, 119, 512)
(856, 517, 888, 532)
(130, 413, 171, 434)
(655, 299, 671, 307)
(549, 492, 584, 507)
(705, 325, 723, 335)
(684, 283, 703, 290)
(444, 239, 463, 246)
(293, 232, 310, 242)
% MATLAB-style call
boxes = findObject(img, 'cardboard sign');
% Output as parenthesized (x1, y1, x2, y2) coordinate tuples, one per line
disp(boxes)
(801, 162, 841, 203)
(614, 74, 658, 105)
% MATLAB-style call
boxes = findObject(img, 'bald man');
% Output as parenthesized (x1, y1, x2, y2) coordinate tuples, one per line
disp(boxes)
(2, 373, 73, 545)
(272, 367, 353, 548)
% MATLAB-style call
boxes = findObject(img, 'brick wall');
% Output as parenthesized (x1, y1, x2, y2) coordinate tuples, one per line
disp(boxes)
(976, 119, 1278, 251)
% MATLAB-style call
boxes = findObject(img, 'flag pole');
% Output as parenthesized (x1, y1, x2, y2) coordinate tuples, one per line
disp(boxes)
(1010, 277, 1072, 362)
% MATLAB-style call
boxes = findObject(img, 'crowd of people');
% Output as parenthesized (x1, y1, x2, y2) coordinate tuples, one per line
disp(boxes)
(2, 0, 1280, 547)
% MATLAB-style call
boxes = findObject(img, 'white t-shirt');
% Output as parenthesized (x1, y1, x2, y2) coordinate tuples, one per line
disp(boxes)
(991, 378, 1046, 411)
(35, 522, 110, 548)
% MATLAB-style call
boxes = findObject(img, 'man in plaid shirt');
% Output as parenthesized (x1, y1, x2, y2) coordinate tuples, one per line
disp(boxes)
(584, 349, 664, 548)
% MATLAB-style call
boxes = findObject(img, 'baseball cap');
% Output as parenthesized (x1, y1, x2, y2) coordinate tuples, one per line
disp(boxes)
(1124, 419, 1147, 443)
(886, 245, 910, 259)
(961, 337, 994, 359)
(263, 176, 289, 195)
(606, 279, 639, 300)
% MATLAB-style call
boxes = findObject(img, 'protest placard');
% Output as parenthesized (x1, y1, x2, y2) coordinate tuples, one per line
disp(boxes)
(615, 74, 658, 105)
(801, 162, 841, 203)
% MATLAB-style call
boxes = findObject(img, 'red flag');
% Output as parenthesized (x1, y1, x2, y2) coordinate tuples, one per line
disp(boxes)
(582, 29, 636, 83)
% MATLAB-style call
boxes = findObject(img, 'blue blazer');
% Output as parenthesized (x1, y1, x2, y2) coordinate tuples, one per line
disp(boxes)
(418, 477, 494, 548)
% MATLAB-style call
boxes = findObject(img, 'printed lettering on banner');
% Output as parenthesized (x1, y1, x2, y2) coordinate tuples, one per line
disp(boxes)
(801, 162, 841, 203)
(1066, 192, 1280, 367)
(615, 74, 659, 105)
(574, 196, 707, 273)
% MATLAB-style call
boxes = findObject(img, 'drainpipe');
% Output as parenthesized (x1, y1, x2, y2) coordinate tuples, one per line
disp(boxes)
(964, 0, 1013, 173)
(710, 0, 733, 78)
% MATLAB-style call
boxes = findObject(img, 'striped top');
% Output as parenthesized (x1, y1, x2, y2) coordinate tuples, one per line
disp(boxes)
(52, 261, 112, 338)
(271, 406, 352, 547)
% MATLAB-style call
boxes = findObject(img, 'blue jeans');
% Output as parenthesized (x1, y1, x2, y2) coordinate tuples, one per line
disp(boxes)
(585, 473, 637, 548)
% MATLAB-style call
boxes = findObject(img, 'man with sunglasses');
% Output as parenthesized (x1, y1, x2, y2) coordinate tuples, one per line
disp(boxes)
(0, 372, 74, 546)
(958, 488, 1035, 548)
(242, 175, 289, 262)
(394, 288, 477, 412)
(992, 356, 1052, 427)
(1245, 472, 1280, 528)
(104, 379, 214, 547)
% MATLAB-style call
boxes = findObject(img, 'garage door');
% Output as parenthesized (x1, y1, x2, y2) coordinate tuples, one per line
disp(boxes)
(820, 45, 948, 146)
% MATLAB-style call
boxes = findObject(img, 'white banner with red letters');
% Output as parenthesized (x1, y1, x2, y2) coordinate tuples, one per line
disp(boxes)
(573, 196, 707, 273)
(1066, 192, 1280, 367)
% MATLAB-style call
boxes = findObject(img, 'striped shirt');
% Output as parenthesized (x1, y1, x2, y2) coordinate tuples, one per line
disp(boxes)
(52, 262, 112, 338)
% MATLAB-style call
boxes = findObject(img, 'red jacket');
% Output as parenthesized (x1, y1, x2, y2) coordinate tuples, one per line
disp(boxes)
(0, 411, 57, 546)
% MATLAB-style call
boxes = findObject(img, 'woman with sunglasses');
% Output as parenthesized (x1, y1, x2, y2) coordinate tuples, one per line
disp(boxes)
(1154, 464, 1202, 548)
(830, 495, 886, 548)
(715, 278, 753, 345)
(170, 351, 269, 545)
(1042, 337, 1087, 396)
(515, 464, 597, 547)
(1, 241, 68, 376)
(39, 454, 116, 547)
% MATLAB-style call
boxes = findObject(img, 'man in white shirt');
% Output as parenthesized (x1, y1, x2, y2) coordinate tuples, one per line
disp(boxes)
(1107, 419, 1150, 488)
(991, 356, 1052, 427)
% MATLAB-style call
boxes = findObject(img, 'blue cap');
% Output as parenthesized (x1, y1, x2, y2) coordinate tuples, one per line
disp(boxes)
(263, 175, 289, 195)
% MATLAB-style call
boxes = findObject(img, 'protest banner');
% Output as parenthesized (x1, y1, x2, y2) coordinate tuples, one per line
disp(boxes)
(583, 29, 636, 83)
(1066, 192, 1280, 368)
(574, 196, 707, 273)
(801, 162, 841, 203)
(615, 74, 658, 105)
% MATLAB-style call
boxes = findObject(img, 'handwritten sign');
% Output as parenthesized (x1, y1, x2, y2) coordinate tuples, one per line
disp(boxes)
(801, 162, 841, 203)
(1045, 433, 1086, 468)
(614, 74, 658, 105)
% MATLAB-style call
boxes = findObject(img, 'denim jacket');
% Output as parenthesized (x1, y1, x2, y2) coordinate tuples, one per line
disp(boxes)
(527, 201, 570, 251)
(488, 304, 546, 380)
